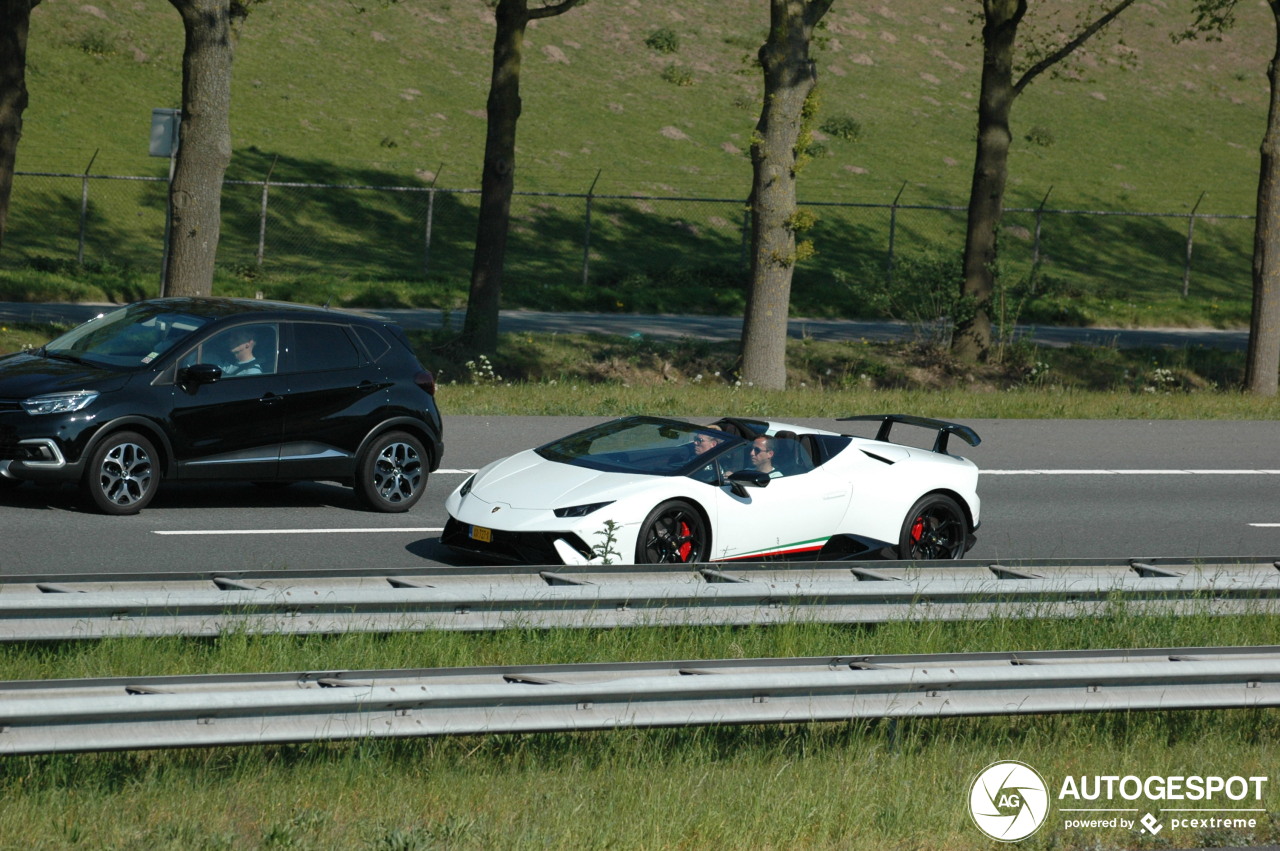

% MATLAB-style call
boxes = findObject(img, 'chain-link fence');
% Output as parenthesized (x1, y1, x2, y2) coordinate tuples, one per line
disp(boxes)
(3, 170, 1256, 313)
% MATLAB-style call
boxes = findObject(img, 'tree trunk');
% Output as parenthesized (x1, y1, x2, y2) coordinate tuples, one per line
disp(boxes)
(1246, 2, 1280, 396)
(953, 0, 1024, 363)
(739, 0, 832, 391)
(0, 0, 39, 253)
(461, 0, 581, 354)
(164, 0, 235, 298)
(953, 0, 1136, 363)
(461, 0, 528, 353)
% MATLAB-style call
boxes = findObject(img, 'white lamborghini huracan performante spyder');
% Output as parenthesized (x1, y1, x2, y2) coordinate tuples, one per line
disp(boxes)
(442, 414, 981, 565)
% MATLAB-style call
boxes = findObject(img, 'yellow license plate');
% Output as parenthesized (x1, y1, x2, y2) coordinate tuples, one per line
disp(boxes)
(469, 525, 493, 543)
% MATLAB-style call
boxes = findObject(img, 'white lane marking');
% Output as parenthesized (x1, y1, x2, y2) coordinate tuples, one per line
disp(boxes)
(985, 469, 1280, 475)
(150, 469, 1276, 537)
(156, 528, 443, 536)
(437, 469, 476, 474)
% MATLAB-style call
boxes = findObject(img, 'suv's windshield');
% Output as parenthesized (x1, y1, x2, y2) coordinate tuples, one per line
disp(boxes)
(536, 416, 745, 476)
(44, 305, 211, 369)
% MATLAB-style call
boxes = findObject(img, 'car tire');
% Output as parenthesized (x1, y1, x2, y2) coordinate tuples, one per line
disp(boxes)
(85, 431, 159, 516)
(356, 431, 427, 513)
(635, 499, 708, 564)
(896, 494, 967, 560)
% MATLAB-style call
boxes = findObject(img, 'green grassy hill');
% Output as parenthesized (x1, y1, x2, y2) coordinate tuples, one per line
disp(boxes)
(6, 0, 1274, 325)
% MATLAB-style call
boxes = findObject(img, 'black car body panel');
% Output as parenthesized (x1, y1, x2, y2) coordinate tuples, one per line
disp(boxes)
(0, 298, 443, 512)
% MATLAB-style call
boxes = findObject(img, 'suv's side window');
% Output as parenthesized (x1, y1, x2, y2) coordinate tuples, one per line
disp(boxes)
(178, 323, 278, 377)
(285, 323, 362, 373)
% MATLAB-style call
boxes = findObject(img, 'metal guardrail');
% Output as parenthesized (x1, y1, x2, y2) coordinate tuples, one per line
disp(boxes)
(1, 645, 1277, 754)
(0, 558, 1276, 641)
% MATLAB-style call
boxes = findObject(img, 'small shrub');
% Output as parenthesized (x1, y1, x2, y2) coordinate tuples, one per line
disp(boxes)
(802, 141, 828, 159)
(819, 115, 863, 142)
(73, 30, 115, 58)
(1025, 125, 1055, 147)
(660, 64, 694, 87)
(645, 27, 680, 54)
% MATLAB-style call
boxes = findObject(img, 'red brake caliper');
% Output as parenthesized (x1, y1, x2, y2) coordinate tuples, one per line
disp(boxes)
(677, 521, 692, 561)
(911, 516, 925, 544)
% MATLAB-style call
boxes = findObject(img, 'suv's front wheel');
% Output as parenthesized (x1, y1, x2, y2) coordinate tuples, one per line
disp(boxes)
(85, 431, 159, 515)
(356, 430, 427, 512)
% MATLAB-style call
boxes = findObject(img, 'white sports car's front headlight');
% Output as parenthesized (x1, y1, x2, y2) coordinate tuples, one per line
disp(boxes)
(553, 500, 615, 518)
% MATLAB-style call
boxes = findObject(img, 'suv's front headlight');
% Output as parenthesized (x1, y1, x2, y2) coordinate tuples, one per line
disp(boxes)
(21, 390, 100, 415)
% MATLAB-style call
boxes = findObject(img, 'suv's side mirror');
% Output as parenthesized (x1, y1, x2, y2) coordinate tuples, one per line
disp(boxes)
(179, 363, 222, 388)
(726, 469, 770, 497)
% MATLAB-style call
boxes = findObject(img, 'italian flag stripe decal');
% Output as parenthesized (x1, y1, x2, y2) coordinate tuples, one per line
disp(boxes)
(718, 537, 830, 561)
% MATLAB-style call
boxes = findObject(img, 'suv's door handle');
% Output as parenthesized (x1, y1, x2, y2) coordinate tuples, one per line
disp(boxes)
(258, 393, 283, 404)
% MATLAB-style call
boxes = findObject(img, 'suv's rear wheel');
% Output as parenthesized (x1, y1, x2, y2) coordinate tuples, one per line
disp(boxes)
(85, 431, 159, 515)
(356, 431, 427, 512)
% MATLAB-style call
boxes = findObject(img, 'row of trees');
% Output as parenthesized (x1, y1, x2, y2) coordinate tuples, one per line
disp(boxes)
(1, 1, 1279, 393)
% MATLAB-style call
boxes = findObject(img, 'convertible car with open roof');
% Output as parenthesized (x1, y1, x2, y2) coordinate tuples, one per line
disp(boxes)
(442, 414, 981, 565)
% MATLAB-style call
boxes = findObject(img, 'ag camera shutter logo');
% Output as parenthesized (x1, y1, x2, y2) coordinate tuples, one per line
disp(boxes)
(969, 760, 1050, 842)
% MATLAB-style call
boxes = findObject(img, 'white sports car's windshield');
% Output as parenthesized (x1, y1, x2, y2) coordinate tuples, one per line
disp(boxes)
(536, 416, 745, 476)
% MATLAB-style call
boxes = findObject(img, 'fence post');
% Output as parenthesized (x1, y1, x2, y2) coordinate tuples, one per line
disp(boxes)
(886, 181, 907, 287)
(1183, 190, 1205, 298)
(1029, 184, 1049, 294)
(423, 163, 442, 277)
(159, 147, 178, 297)
(77, 150, 98, 267)
(256, 155, 278, 267)
(582, 169, 601, 288)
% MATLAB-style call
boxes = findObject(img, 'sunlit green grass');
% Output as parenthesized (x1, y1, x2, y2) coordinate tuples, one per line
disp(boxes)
(7, 0, 1273, 328)
(2, 611, 1278, 850)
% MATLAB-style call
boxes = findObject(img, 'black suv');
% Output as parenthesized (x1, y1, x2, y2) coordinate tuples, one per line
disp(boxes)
(0, 297, 443, 514)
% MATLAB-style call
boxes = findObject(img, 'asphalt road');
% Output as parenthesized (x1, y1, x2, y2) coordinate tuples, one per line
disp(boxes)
(1, 417, 1277, 576)
(0, 302, 1252, 350)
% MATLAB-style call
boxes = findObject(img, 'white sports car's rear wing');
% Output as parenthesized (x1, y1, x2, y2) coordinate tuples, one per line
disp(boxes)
(838, 414, 981, 455)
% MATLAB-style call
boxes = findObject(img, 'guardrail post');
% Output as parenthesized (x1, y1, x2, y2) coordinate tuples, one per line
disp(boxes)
(582, 170, 601, 288)
(77, 150, 98, 267)
(255, 155, 278, 267)
(1183, 190, 1206, 298)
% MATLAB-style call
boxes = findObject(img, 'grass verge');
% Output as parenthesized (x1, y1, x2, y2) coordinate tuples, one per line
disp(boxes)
(4, 320, 1279, 420)
(1, 609, 1278, 850)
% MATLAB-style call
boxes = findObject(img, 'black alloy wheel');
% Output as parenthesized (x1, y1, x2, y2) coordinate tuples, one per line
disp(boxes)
(897, 494, 967, 560)
(635, 499, 708, 564)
